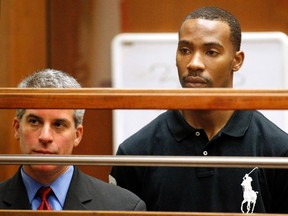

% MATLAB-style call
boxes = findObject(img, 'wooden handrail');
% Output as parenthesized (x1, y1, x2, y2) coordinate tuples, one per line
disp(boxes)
(0, 88, 288, 109)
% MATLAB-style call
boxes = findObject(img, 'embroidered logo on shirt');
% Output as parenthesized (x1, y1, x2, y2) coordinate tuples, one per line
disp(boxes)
(240, 167, 258, 213)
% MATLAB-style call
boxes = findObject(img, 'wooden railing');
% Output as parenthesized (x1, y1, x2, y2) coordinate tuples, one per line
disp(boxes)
(1, 88, 288, 215)
(1, 88, 288, 109)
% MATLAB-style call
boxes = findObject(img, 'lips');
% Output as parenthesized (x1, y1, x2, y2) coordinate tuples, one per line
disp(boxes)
(34, 150, 53, 154)
(184, 76, 207, 87)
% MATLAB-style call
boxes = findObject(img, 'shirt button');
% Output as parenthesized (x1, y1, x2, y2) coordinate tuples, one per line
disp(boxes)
(203, 151, 208, 156)
(195, 131, 200, 136)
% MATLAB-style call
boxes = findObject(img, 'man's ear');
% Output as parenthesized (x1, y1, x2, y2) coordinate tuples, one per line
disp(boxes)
(232, 51, 245, 72)
(74, 125, 83, 147)
(13, 117, 20, 140)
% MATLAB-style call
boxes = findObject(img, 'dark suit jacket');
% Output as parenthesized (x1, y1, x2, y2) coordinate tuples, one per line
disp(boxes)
(0, 166, 146, 210)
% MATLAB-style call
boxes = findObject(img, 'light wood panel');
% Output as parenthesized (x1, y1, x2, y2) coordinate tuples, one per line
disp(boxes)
(48, 0, 113, 182)
(0, 0, 48, 181)
(121, 0, 288, 33)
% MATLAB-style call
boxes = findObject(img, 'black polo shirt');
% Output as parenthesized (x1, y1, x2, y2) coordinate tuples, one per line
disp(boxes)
(111, 110, 288, 213)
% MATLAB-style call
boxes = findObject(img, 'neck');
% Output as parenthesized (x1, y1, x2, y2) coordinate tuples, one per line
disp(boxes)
(23, 165, 70, 185)
(180, 109, 234, 140)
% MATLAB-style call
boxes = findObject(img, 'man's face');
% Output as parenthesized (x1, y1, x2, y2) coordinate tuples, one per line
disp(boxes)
(176, 18, 244, 88)
(13, 109, 83, 179)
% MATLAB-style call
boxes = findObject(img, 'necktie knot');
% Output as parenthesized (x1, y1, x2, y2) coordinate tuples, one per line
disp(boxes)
(37, 186, 53, 210)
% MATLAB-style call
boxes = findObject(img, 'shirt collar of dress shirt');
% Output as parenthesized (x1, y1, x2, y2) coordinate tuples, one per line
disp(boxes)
(21, 165, 74, 208)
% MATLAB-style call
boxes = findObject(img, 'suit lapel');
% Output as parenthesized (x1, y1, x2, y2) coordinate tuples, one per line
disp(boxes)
(63, 166, 92, 210)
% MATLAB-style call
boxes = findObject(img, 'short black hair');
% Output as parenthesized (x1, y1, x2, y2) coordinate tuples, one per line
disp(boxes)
(183, 6, 242, 51)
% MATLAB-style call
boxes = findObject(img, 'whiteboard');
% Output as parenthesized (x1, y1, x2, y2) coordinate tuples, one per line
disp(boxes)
(111, 32, 288, 153)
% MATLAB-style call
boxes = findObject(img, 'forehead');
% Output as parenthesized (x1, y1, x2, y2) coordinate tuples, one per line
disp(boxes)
(179, 18, 231, 44)
(23, 109, 74, 121)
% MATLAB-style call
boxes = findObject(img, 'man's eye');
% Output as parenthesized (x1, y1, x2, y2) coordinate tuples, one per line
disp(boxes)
(28, 118, 39, 125)
(206, 50, 219, 56)
(54, 122, 64, 128)
(54, 121, 68, 129)
(179, 48, 191, 55)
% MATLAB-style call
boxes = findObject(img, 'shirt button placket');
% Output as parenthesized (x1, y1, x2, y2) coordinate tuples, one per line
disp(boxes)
(203, 150, 208, 156)
(195, 130, 208, 156)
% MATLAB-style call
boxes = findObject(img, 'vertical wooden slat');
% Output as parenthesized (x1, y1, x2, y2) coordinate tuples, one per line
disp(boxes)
(0, 0, 48, 181)
(48, 0, 114, 181)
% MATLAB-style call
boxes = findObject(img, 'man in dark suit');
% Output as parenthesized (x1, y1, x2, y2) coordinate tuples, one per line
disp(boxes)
(0, 69, 146, 211)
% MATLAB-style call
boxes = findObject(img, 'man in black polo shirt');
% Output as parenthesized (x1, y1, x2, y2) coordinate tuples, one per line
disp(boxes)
(110, 6, 288, 213)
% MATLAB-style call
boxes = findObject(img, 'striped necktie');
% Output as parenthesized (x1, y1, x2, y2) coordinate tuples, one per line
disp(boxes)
(37, 186, 53, 210)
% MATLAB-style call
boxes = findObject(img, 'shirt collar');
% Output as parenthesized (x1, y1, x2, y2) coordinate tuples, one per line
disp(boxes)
(166, 110, 196, 142)
(167, 110, 252, 141)
(50, 166, 74, 207)
(21, 165, 74, 207)
(221, 110, 252, 137)
(21, 167, 42, 204)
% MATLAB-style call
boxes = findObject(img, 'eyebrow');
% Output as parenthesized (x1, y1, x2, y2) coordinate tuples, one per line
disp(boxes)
(203, 42, 224, 49)
(178, 40, 224, 49)
(177, 40, 190, 46)
(25, 114, 42, 120)
(25, 113, 70, 125)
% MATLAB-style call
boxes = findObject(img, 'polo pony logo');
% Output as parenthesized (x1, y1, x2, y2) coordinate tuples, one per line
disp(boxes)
(240, 167, 258, 213)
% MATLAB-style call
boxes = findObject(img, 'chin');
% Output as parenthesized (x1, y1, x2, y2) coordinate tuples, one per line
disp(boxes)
(184, 84, 208, 88)
(31, 164, 63, 173)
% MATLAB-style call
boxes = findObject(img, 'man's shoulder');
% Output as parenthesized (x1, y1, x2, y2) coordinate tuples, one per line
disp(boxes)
(0, 171, 28, 209)
(119, 110, 172, 146)
(246, 110, 288, 153)
(0, 170, 21, 192)
(250, 110, 288, 135)
(71, 168, 146, 210)
(133, 110, 171, 133)
(72, 167, 138, 197)
(0, 178, 10, 194)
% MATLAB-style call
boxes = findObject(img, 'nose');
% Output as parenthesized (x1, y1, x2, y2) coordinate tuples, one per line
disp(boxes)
(39, 125, 53, 145)
(187, 53, 204, 71)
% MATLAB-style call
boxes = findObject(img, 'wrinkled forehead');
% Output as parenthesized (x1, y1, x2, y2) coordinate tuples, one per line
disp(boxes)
(179, 18, 230, 37)
(22, 109, 75, 122)
(179, 19, 231, 45)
